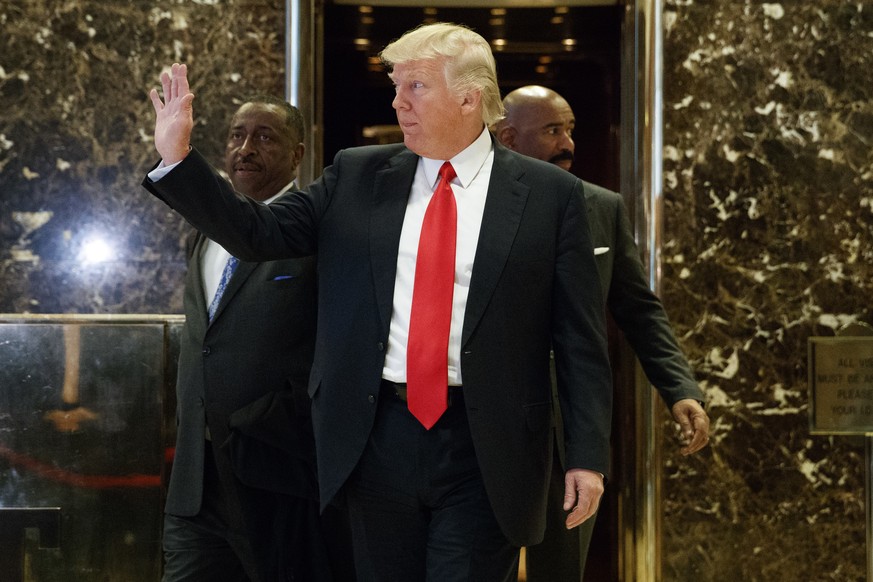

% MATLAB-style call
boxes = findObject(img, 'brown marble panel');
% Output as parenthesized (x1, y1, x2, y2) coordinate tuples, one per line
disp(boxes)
(662, 1, 872, 579)
(0, 0, 286, 315)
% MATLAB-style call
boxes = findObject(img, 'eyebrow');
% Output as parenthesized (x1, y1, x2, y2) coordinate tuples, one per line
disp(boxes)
(389, 66, 436, 82)
(542, 120, 575, 130)
(229, 124, 277, 133)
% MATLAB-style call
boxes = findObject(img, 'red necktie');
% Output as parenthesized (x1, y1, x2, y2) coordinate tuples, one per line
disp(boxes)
(407, 162, 457, 429)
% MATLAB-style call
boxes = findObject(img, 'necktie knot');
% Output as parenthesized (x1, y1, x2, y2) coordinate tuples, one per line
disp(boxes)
(439, 161, 456, 185)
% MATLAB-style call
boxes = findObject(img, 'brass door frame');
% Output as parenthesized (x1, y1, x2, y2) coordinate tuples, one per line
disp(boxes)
(619, 2, 664, 581)
(285, 0, 322, 187)
(285, 1, 665, 579)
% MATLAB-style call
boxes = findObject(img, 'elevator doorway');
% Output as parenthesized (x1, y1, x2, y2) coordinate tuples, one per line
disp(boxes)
(319, 3, 626, 580)
(321, 3, 621, 192)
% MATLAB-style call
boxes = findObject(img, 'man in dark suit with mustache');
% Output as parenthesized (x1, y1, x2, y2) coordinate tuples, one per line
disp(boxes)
(495, 85, 710, 581)
(162, 95, 352, 582)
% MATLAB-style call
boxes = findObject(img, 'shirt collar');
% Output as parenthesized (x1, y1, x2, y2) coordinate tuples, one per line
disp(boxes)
(421, 127, 493, 190)
(260, 180, 297, 205)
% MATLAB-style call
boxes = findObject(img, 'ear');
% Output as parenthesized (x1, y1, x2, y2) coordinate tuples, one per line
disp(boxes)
(291, 142, 305, 166)
(497, 126, 517, 149)
(460, 89, 482, 115)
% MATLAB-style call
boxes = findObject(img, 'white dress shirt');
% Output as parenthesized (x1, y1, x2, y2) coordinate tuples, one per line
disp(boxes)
(381, 128, 494, 386)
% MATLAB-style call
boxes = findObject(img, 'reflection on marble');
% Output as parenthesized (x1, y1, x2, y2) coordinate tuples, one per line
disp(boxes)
(0, 0, 286, 315)
(661, 1, 872, 580)
(0, 320, 180, 581)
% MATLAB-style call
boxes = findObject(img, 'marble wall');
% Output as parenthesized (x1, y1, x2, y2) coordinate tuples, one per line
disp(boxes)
(0, 0, 286, 315)
(661, 1, 872, 580)
(3, 0, 873, 580)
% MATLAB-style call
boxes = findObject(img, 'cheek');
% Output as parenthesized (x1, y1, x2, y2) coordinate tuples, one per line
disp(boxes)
(540, 136, 559, 149)
(525, 139, 553, 160)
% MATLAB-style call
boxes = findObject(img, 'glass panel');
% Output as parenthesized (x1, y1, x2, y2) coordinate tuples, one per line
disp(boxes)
(0, 321, 172, 581)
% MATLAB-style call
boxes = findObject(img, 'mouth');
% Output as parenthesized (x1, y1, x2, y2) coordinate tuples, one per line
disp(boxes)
(397, 119, 417, 131)
(549, 151, 575, 167)
(233, 163, 261, 175)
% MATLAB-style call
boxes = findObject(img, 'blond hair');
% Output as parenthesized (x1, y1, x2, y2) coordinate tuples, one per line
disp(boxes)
(380, 22, 504, 126)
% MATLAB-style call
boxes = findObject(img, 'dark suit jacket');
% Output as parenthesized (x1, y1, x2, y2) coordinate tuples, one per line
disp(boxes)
(166, 227, 318, 518)
(586, 182, 702, 406)
(551, 182, 704, 478)
(145, 138, 612, 546)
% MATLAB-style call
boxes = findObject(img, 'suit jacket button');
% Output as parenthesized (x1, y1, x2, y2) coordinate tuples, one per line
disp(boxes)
(368, 394, 376, 404)
(377, 342, 384, 351)
(202, 346, 211, 356)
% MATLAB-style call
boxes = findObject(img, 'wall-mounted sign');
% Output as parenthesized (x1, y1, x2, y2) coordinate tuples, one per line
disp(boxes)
(808, 337, 873, 434)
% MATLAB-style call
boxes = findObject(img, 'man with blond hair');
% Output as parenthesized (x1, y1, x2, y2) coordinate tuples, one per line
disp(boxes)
(144, 24, 612, 582)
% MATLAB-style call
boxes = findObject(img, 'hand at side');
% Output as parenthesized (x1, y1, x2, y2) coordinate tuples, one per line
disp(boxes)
(672, 398, 710, 455)
(563, 468, 604, 529)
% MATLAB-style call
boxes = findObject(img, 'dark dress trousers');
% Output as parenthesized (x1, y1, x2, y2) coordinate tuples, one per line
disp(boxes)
(527, 182, 705, 581)
(144, 138, 613, 548)
(165, 224, 346, 581)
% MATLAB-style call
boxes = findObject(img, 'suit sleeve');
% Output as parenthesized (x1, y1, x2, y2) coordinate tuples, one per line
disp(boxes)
(606, 195, 704, 407)
(142, 148, 326, 261)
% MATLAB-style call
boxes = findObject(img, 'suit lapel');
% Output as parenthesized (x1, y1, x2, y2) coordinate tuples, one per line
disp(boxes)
(370, 150, 419, 336)
(364, 144, 529, 345)
(462, 146, 529, 346)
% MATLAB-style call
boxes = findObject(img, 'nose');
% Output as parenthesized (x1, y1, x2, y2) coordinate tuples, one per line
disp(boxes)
(238, 135, 257, 155)
(559, 130, 575, 151)
(392, 87, 408, 111)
